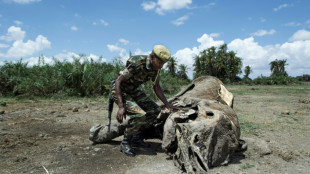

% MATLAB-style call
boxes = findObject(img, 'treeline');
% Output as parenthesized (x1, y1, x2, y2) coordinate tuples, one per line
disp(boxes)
(1, 44, 309, 97)
(0, 55, 189, 98)
(175, 43, 308, 85)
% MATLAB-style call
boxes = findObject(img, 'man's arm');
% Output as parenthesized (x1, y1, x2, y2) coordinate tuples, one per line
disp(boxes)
(153, 76, 179, 110)
(115, 75, 127, 123)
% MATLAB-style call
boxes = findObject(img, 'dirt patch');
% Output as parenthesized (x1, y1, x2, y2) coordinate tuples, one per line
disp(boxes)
(1, 84, 310, 173)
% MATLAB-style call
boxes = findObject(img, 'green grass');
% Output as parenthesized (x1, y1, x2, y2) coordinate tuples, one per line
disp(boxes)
(239, 119, 262, 135)
(240, 163, 255, 169)
(227, 84, 310, 96)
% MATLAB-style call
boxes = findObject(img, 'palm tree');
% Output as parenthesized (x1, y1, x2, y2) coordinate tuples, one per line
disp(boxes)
(244, 65, 252, 79)
(178, 64, 189, 80)
(167, 56, 177, 76)
(278, 59, 288, 76)
(270, 59, 288, 76)
(193, 55, 203, 78)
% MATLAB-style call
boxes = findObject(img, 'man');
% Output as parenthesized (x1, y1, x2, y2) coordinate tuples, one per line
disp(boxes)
(111, 45, 179, 157)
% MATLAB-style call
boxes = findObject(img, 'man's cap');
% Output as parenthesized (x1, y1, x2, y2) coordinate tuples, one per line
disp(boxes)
(153, 45, 171, 63)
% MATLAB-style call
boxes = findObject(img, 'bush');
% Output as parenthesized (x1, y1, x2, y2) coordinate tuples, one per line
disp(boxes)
(252, 75, 298, 85)
(0, 56, 188, 98)
(295, 74, 310, 82)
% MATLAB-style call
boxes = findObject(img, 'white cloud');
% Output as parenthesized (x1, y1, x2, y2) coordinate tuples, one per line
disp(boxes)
(100, 19, 109, 26)
(173, 30, 310, 79)
(93, 19, 109, 26)
(174, 34, 224, 79)
(0, 43, 9, 48)
(13, 20, 23, 26)
(228, 37, 269, 76)
(87, 53, 107, 62)
(9, 0, 41, 4)
(107, 44, 130, 63)
(70, 26, 78, 31)
(251, 29, 276, 37)
(55, 52, 107, 63)
(142, 1, 157, 11)
(172, 15, 189, 26)
(26, 55, 54, 66)
(289, 29, 310, 41)
(228, 31, 310, 77)
(273, 3, 289, 12)
(0, 26, 26, 42)
(284, 22, 302, 27)
(5, 35, 51, 58)
(142, 0, 192, 15)
(54, 51, 79, 62)
(210, 33, 220, 38)
(134, 48, 151, 55)
(119, 38, 129, 45)
(107, 44, 123, 52)
(0, 26, 51, 58)
(21, 53, 106, 67)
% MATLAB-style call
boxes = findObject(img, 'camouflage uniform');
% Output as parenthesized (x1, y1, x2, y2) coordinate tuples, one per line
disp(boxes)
(111, 55, 161, 136)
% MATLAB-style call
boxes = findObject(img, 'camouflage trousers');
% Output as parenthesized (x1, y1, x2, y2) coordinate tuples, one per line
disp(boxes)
(111, 89, 160, 136)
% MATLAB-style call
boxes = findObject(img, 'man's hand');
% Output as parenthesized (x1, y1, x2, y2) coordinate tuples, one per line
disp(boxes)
(165, 103, 181, 111)
(117, 107, 126, 124)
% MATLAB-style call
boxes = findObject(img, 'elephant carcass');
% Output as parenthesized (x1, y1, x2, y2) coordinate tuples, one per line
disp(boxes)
(160, 76, 240, 173)
(89, 76, 241, 173)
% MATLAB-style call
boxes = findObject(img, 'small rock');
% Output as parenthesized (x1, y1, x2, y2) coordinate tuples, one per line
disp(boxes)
(83, 104, 88, 108)
(94, 148, 101, 152)
(72, 107, 79, 112)
(14, 156, 27, 162)
(85, 109, 90, 112)
(50, 111, 56, 114)
(39, 133, 46, 138)
(0, 110, 5, 114)
(281, 110, 290, 115)
(56, 114, 67, 117)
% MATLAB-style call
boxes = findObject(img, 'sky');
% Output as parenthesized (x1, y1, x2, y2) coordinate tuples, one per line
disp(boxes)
(0, 0, 310, 79)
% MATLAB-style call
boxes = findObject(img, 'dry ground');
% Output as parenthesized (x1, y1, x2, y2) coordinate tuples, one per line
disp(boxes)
(0, 83, 310, 174)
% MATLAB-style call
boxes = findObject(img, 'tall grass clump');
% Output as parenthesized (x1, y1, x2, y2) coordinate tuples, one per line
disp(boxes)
(0, 56, 124, 97)
(0, 55, 188, 98)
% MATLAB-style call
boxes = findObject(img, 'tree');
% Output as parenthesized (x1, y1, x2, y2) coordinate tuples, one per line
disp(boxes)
(269, 59, 288, 76)
(167, 57, 177, 76)
(178, 64, 189, 80)
(244, 65, 252, 79)
(193, 44, 242, 82)
(226, 51, 242, 82)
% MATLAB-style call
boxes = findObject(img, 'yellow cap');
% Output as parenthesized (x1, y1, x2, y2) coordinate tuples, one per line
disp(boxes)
(153, 45, 171, 63)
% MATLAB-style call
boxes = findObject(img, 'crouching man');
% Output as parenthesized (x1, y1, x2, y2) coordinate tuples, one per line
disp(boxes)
(111, 45, 179, 157)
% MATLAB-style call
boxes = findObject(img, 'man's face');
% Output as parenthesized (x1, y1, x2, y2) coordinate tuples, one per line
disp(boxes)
(152, 55, 165, 70)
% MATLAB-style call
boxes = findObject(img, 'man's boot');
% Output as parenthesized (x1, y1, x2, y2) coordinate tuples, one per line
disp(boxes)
(131, 129, 151, 148)
(120, 132, 135, 157)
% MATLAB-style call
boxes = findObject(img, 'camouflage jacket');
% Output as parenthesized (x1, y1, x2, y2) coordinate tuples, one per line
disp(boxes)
(117, 55, 159, 94)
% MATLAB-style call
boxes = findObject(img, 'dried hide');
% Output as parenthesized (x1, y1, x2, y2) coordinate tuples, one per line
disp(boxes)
(160, 76, 240, 173)
(89, 76, 241, 173)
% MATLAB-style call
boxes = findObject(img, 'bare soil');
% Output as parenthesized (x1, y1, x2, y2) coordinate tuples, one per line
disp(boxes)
(1, 84, 310, 174)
